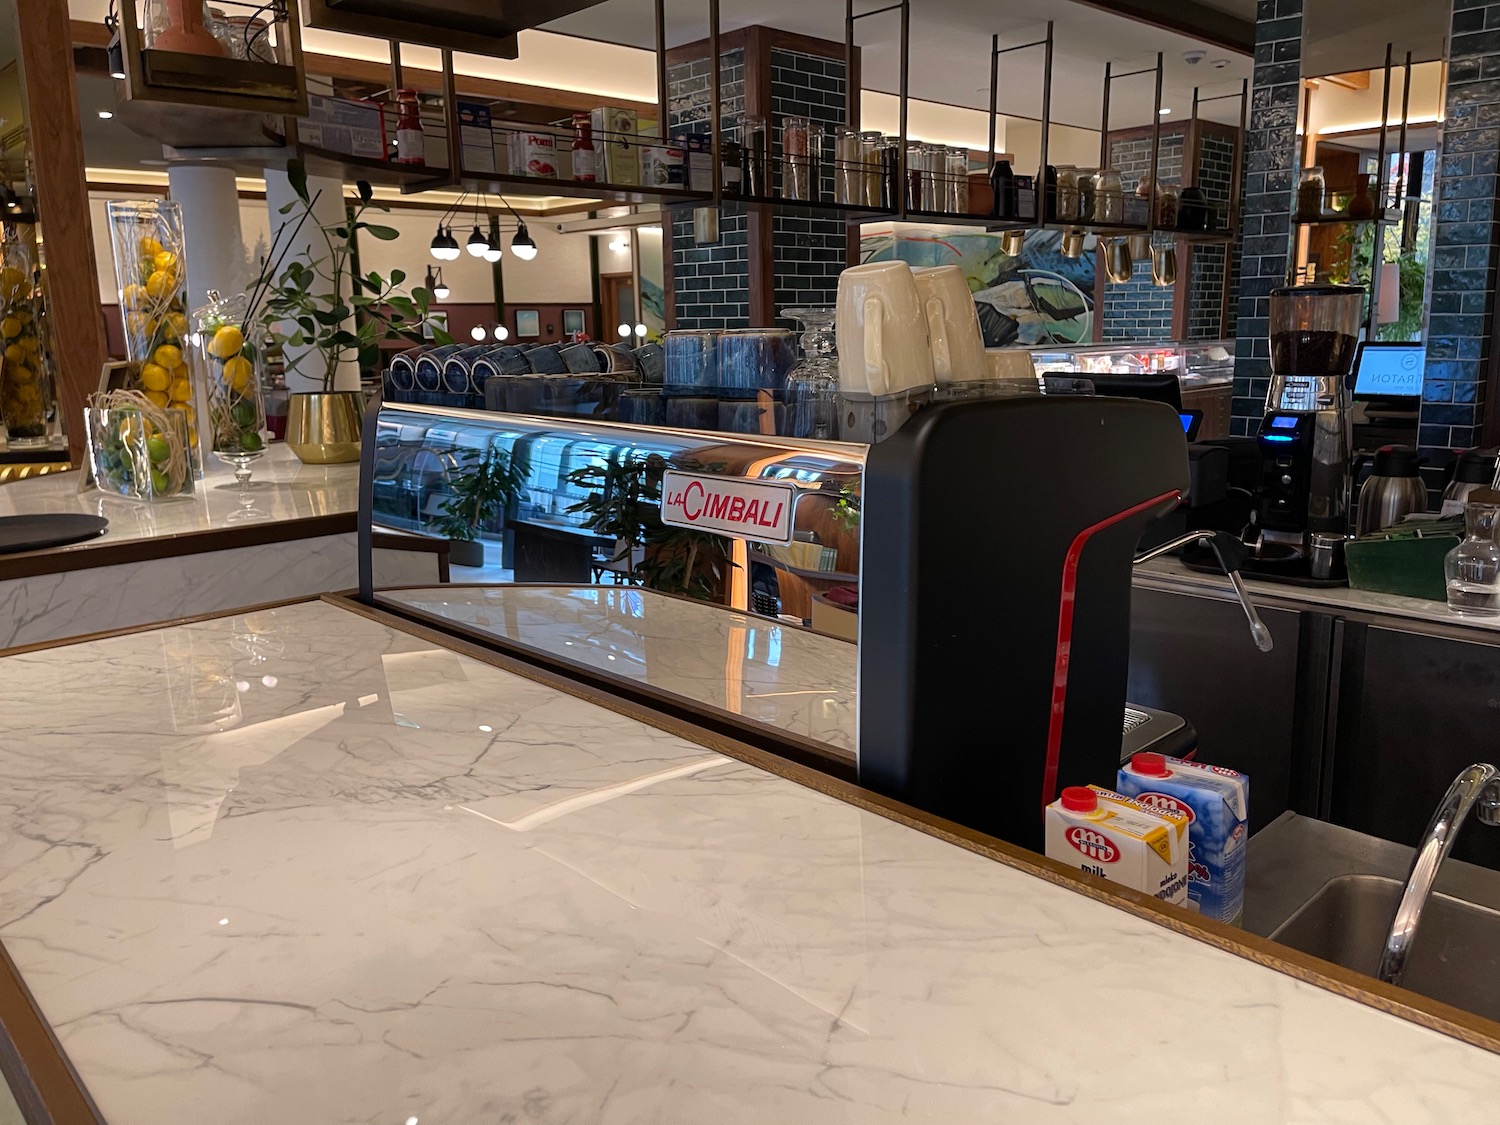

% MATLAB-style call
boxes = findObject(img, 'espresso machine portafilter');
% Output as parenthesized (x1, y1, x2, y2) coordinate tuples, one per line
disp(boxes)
(1256, 284, 1366, 547)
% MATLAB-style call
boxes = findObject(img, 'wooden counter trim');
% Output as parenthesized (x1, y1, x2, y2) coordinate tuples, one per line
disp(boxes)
(0, 510, 356, 583)
(0, 940, 103, 1125)
(332, 591, 1500, 1058)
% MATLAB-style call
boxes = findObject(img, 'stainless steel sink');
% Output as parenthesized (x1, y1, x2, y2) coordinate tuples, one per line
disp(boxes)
(1271, 873, 1500, 1021)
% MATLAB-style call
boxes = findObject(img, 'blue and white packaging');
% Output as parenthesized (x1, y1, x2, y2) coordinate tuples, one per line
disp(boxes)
(1116, 753, 1248, 924)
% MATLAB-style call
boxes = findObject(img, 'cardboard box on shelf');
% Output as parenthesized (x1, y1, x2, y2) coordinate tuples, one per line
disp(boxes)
(457, 102, 495, 174)
(591, 107, 639, 185)
(299, 95, 384, 160)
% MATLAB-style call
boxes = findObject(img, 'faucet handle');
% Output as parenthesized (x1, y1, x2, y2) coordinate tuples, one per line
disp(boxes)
(1478, 779, 1500, 826)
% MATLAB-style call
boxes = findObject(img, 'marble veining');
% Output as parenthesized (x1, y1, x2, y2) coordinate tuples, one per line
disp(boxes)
(0, 445, 360, 558)
(382, 584, 857, 750)
(0, 600, 1499, 1122)
(0, 535, 439, 650)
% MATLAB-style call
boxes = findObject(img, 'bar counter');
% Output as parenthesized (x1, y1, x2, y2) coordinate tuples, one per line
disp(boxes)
(1, 595, 1499, 1122)
(0, 446, 441, 649)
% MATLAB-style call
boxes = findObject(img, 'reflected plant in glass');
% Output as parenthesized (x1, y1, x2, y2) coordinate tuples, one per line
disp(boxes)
(431, 443, 529, 566)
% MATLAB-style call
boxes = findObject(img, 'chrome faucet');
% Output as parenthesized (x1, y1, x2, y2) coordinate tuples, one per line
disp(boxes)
(1378, 763, 1500, 987)
(1134, 531, 1274, 652)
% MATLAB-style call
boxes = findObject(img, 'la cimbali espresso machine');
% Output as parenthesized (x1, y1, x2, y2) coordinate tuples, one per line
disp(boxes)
(1256, 284, 1366, 551)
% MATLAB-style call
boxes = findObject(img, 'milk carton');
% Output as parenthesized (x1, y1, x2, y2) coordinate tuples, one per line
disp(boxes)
(1045, 785, 1189, 905)
(1117, 753, 1249, 924)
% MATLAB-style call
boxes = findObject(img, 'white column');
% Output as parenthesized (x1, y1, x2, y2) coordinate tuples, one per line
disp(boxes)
(166, 163, 244, 314)
(263, 169, 361, 393)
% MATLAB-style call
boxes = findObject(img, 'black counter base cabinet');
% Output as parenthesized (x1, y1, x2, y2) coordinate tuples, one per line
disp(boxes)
(1128, 583, 1500, 873)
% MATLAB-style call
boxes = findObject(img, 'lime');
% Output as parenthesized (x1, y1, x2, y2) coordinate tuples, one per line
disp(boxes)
(150, 467, 170, 494)
(146, 434, 170, 464)
(239, 430, 263, 453)
(230, 399, 258, 428)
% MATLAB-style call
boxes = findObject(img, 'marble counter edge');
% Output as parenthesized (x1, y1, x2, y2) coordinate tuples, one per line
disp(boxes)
(0, 511, 358, 582)
(329, 591, 1500, 1059)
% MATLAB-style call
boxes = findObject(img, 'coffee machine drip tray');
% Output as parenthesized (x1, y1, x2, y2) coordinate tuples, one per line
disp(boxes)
(1178, 539, 1345, 588)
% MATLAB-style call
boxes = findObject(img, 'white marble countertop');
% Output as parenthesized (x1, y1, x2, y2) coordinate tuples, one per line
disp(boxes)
(0, 445, 359, 572)
(1134, 557, 1500, 636)
(383, 584, 857, 752)
(2, 598, 1500, 1123)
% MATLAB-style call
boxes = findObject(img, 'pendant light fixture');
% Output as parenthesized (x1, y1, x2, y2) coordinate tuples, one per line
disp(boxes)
(482, 213, 503, 262)
(424, 267, 450, 300)
(511, 220, 538, 261)
(465, 224, 490, 257)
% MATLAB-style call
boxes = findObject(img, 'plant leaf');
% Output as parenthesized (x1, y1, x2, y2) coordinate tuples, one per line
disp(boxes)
(356, 180, 374, 204)
(362, 224, 399, 241)
(288, 160, 309, 204)
(389, 268, 406, 286)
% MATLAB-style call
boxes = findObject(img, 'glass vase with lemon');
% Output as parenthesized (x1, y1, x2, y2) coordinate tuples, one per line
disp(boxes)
(105, 200, 206, 476)
(193, 291, 266, 496)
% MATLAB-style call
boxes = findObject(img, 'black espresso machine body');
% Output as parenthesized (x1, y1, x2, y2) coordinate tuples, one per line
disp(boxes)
(857, 395, 1189, 852)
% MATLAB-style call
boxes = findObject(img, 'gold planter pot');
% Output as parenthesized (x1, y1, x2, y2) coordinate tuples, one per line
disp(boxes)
(286, 391, 363, 464)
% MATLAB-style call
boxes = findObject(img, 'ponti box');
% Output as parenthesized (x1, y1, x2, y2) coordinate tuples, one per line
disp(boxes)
(1045, 785, 1189, 905)
(1117, 753, 1249, 924)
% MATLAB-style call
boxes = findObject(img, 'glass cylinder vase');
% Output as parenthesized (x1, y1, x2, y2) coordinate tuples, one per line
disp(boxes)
(0, 240, 57, 449)
(106, 199, 207, 475)
(193, 291, 266, 487)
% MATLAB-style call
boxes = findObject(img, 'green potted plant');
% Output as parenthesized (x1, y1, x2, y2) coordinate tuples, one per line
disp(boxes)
(250, 161, 450, 463)
(431, 443, 529, 568)
(567, 454, 734, 601)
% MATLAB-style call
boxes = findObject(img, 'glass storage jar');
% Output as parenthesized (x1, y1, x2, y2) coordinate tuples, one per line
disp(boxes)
(1094, 168, 1124, 223)
(1295, 166, 1327, 223)
(1055, 165, 1079, 221)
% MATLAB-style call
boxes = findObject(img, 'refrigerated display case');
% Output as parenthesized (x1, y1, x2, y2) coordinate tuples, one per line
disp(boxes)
(1026, 340, 1234, 436)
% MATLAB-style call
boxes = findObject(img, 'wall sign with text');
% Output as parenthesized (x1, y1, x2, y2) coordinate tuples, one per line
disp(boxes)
(660, 471, 797, 546)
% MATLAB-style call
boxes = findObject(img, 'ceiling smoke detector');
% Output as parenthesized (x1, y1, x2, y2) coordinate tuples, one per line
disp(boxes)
(1212, 58, 1231, 69)
(1182, 49, 1207, 66)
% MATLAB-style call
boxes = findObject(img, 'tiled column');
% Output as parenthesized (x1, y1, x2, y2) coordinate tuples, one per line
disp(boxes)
(667, 50, 751, 330)
(666, 29, 855, 330)
(1230, 0, 1303, 436)
(1420, 0, 1500, 455)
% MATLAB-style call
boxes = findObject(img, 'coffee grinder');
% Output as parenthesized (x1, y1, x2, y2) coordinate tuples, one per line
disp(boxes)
(1257, 284, 1366, 546)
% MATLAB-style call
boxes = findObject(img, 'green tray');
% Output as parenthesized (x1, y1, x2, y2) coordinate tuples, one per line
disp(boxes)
(1345, 522, 1460, 603)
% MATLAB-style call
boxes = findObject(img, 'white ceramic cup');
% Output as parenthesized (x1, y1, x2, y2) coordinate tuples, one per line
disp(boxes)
(835, 261, 935, 396)
(912, 265, 988, 384)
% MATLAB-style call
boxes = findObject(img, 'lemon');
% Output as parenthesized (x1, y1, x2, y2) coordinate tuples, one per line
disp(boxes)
(16, 310, 29, 326)
(0, 317, 18, 339)
(144, 390, 169, 409)
(168, 377, 192, 403)
(4, 344, 22, 365)
(10, 364, 36, 384)
(138, 236, 163, 259)
(153, 344, 183, 369)
(144, 271, 174, 302)
(20, 335, 37, 352)
(122, 283, 148, 311)
(0, 266, 24, 297)
(208, 324, 244, 360)
(165, 312, 189, 339)
(176, 401, 195, 423)
(139, 363, 169, 391)
(153, 251, 178, 274)
(222, 355, 253, 392)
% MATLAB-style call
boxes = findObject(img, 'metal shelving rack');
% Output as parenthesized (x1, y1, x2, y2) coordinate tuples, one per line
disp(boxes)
(1292, 44, 1414, 337)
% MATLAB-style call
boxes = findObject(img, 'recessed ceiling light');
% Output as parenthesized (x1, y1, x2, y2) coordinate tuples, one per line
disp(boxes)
(98, 110, 114, 120)
(1159, 108, 1171, 116)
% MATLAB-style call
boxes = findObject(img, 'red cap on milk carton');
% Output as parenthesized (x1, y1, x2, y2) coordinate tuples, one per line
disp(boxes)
(1060, 786, 1098, 812)
(1130, 752, 1171, 778)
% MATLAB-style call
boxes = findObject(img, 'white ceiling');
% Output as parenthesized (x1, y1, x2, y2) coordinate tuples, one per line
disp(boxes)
(543, 0, 1254, 126)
